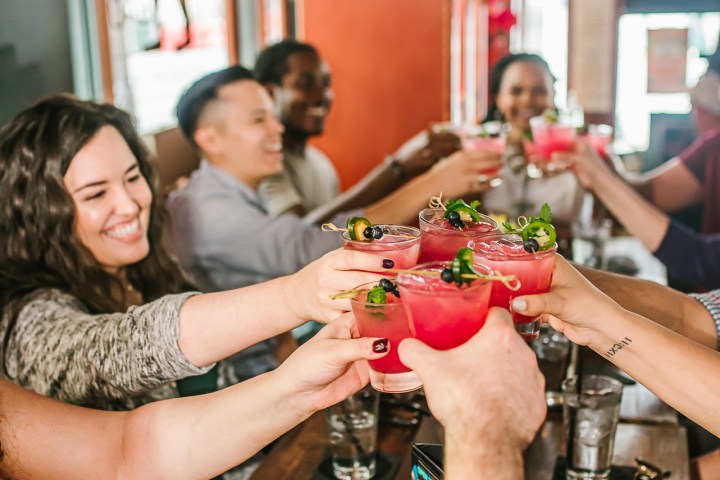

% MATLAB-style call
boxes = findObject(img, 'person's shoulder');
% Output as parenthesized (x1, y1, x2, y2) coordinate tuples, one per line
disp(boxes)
(15, 289, 88, 322)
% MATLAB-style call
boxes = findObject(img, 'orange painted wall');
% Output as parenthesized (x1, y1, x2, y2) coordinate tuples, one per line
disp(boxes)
(301, 0, 449, 189)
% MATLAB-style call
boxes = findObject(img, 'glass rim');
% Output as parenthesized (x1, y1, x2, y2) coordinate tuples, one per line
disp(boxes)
(341, 224, 421, 247)
(418, 208, 499, 230)
(468, 233, 558, 261)
(395, 260, 493, 292)
(561, 374, 624, 395)
(529, 115, 575, 129)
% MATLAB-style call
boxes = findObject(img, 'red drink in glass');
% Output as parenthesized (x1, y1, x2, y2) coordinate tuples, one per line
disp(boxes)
(529, 116, 575, 172)
(460, 122, 506, 187)
(342, 225, 421, 270)
(418, 208, 498, 263)
(585, 124, 613, 157)
(468, 234, 556, 342)
(351, 283, 422, 393)
(397, 262, 493, 350)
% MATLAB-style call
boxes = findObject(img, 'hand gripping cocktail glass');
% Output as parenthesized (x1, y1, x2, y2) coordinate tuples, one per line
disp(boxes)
(350, 282, 422, 393)
(585, 124, 613, 157)
(529, 115, 576, 172)
(396, 262, 493, 350)
(460, 122, 506, 187)
(342, 225, 421, 270)
(468, 234, 556, 342)
(417, 208, 499, 263)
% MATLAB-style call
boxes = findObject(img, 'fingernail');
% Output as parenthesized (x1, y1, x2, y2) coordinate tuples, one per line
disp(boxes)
(511, 298, 526, 312)
(372, 338, 389, 353)
(382, 259, 394, 269)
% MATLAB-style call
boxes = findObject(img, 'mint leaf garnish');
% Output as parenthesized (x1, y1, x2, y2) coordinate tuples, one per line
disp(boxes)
(538, 203, 552, 224)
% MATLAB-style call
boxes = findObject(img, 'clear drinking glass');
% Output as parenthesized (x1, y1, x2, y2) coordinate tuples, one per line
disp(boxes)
(342, 225, 421, 271)
(562, 375, 623, 479)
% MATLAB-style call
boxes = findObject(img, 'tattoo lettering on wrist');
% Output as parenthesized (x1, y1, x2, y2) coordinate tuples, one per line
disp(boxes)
(605, 337, 632, 358)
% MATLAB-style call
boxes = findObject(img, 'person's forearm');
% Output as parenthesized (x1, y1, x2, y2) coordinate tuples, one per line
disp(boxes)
(178, 275, 302, 366)
(121, 368, 310, 479)
(575, 265, 717, 348)
(363, 170, 439, 225)
(588, 167, 670, 251)
(585, 309, 720, 435)
(304, 161, 404, 224)
(445, 432, 524, 480)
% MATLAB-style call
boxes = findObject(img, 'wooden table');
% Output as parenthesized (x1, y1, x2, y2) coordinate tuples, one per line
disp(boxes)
(249, 409, 419, 480)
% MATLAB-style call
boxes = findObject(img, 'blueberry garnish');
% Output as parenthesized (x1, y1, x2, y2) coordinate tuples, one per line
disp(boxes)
(440, 268, 455, 283)
(448, 211, 460, 222)
(379, 278, 395, 292)
(391, 286, 400, 298)
(523, 238, 540, 253)
(363, 227, 374, 239)
(372, 226, 384, 239)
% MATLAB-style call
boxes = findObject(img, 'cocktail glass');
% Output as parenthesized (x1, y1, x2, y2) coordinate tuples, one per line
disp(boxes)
(396, 261, 493, 350)
(585, 124, 613, 157)
(342, 225, 421, 270)
(460, 122, 506, 187)
(350, 281, 422, 393)
(417, 208, 499, 263)
(529, 115, 576, 173)
(468, 234, 556, 342)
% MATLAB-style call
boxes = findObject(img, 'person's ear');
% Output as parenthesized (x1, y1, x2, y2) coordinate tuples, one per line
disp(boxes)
(193, 125, 222, 156)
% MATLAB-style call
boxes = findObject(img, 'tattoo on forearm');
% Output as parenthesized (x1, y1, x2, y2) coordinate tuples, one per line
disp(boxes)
(605, 337, 632, 358)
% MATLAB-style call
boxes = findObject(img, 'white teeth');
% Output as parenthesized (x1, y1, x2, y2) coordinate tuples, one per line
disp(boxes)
(106, 219, 139, 239)
(266, 143, 282, 152)
(307, 106, 326, 116)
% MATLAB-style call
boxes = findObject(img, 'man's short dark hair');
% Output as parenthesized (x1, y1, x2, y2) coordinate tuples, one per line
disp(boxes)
(175, 65, 254, 147)
(254, 40, 318, 86)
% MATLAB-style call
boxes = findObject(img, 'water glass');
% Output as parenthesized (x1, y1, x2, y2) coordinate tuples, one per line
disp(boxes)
(572, 219, 612, 270)
(325, 387, 380, 480)
(562, 375, 623, 479)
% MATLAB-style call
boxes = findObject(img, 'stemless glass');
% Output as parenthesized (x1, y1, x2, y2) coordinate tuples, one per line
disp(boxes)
(460, 121, 506, 187)
(342, 225, 421, 270)
(417, 208, 498, 263)
(529, 115, 576, 173)
(397, 261, 493, 350)
(468, 234, 556, 342)
(350, 281, 422, 393)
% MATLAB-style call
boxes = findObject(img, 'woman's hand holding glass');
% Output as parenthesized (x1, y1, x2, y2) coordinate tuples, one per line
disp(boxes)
(425, 149, 503, 197)
(277, 313, 389, 413)
(510, 256, 627, 349)
(285, 248, 393, 323)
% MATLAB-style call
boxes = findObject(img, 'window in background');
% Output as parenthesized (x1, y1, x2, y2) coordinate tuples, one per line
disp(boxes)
(615, 12, 720, 165)
(94, 0, 235, 134)
(517, 0, 569, 109)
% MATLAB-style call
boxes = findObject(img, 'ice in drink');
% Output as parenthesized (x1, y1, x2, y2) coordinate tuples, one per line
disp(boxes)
(418, 208, 498, 263)
(468, 234, 556, 341)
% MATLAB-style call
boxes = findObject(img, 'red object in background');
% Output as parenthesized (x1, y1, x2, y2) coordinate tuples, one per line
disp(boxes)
(487, 0, 516, 67)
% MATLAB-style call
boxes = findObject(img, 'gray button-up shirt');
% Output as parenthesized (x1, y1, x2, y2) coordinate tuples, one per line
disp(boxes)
(166, 161, 358, 380)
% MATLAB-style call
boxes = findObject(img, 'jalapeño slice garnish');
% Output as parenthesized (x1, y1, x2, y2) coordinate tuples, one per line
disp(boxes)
(444, 200, 481, 223)
(346, 216, 373, 242)
(447, 247, 482, 287)
(521, 220, 556, 251)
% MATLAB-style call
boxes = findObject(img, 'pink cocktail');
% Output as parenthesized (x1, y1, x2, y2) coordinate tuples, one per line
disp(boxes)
(529, 116, 575, 172)
(342, 225, 421, 270)
(585, 124, 613, 157)
(351, 283, 422, 393)
(418, 208, 499, 263)
(397, 262, 493, 350)
(468, 234, 556, 342)
(460, 122, 506, 187)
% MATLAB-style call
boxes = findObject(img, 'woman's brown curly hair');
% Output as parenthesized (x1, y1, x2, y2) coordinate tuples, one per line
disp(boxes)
(0, 95, 194, 370)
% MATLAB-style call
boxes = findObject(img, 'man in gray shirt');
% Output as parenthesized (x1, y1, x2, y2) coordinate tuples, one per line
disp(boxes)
(167, 65, 499, 377)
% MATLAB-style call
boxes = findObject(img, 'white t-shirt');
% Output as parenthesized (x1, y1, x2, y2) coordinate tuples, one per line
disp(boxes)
(259, 145, 340, 216)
